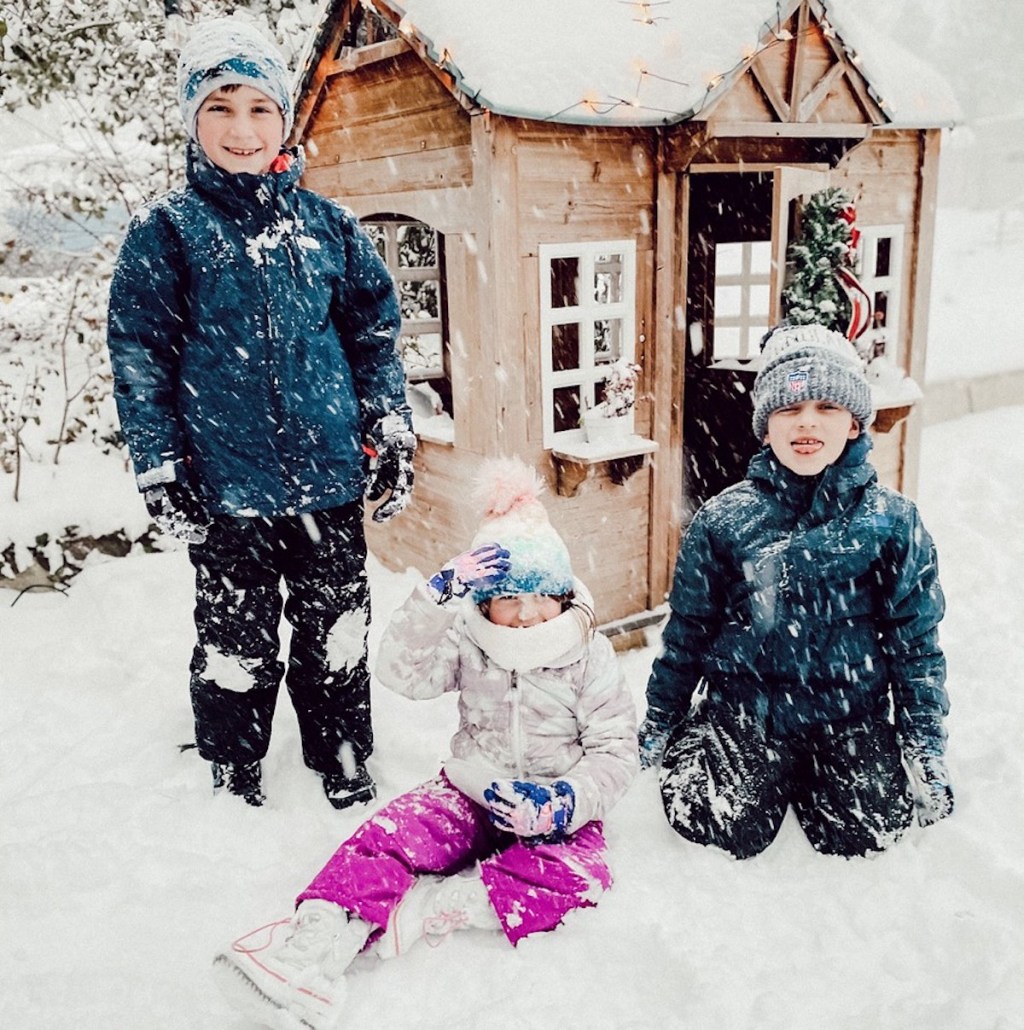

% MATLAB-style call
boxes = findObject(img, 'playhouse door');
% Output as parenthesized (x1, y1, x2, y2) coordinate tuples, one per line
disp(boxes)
(683, 171, 773, 509)
(682, 167, 830, 510)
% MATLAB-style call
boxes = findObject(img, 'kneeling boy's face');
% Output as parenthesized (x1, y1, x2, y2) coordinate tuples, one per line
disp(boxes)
(764, 399, 860, 476)
(196, 84, 285, 175)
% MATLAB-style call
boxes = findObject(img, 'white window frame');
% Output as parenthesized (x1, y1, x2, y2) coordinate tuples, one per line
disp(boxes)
(711, 240, 772, 365)
(856, 224, 905, 364)
(362, 218, 445, 382)
(539, 240, 637, 448)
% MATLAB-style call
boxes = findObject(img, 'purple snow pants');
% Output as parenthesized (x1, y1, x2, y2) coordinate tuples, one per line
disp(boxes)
(296, 775, 612, 946)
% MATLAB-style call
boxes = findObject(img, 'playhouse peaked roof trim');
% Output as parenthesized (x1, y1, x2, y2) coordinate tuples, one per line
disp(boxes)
(296, 0, 959, 132)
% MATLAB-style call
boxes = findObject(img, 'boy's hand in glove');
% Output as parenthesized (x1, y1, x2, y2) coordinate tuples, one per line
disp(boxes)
(904, 746, 955, 827)
(483, 779, 575, 844)
(427, 543, 511, 604)
(637, 709, 673, 769)
(902, 718, 954, 827)
(143, 480, 210, 545)
(365, 412, 417, 523)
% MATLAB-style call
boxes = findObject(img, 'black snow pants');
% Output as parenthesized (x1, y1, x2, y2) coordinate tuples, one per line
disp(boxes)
(187, 501, 372, 776)
(658, 702, 914, 859)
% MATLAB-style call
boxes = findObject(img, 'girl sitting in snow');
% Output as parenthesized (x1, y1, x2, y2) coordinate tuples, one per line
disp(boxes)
(213, 458, 639, 1029)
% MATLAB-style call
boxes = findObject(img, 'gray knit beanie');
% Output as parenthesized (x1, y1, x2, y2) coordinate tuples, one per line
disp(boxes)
(177, 18, 294, 142)
(751, 324, 873, 440)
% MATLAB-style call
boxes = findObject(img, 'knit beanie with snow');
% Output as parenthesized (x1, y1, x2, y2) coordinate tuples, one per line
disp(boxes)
(751, 323, 874, 440)
(469, 458, 574, 604)
(177, 18, 294, 142)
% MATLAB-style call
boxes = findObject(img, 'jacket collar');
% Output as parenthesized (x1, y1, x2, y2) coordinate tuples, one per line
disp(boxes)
(185, 142, 305, 220)
(747, 433, 876, 520)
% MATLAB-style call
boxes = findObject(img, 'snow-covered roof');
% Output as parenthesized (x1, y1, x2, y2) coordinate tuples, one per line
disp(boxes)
(354, 0, 959, 129)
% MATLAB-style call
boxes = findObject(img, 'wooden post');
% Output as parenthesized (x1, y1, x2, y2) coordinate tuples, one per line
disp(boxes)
(902, 128, 942, 498)
(648, 143, 685, 608)
(470, 114, 529, 457)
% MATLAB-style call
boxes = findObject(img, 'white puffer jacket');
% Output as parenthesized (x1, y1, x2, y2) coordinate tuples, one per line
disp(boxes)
(374, 581, 639, 830)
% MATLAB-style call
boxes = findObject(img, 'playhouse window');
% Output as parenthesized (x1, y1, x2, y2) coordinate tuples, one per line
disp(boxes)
(539, 241, 637, 445)
(362, 217, 452, 420)
(856, 225, 905, 363)
(711, 241, 771, 363)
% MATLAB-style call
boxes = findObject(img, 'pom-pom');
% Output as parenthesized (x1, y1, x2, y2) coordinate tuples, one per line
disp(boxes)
(474, 458, 545, 520)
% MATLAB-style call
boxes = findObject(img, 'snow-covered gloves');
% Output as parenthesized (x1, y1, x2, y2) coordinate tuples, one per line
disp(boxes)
(142, 473, 210, 545)
(365, 412, 417, 523)
(483, 779, 576, 844)
(901, 718, 954, 827)
(637, 708, 674, 769)
(426, 543, 512, 604)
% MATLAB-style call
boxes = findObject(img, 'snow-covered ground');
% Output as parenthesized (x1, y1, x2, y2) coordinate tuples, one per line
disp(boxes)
(2, 401, 1023, 1030)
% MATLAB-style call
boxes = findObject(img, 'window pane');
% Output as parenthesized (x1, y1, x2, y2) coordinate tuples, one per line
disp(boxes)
(553, 386, 581, 433)
(399, 280, 439, 320)
(593, 319, 622, 363)
(714, 285, 742, 316)
(873, 291, 889, 326)
(715, 242, 743, 276)
(714, 327, 741, 360)
(401, 332, 443, 374)
(875, 237, 892, 278)
(594, 253, 624, 303)
(364, 223, 386, 261)
(749, 241, 772, 275)
(550, 257, 579, 308)
(749, 283, 770, 316)
(552, 322, 580, 372)
(397, 224, 437, 268)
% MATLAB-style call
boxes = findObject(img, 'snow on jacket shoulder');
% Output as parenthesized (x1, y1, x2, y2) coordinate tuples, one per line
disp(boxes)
(375, 581, 639, 829)
(106, 144, 407, 517)
(646, 434, 947, 739)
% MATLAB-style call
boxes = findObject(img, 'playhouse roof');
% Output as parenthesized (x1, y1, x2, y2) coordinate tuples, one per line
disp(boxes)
(302, 0, 959, 130)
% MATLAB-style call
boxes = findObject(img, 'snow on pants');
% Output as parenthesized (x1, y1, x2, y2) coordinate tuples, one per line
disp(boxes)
(297, 775, 613, 946)
(658, 704, 914, 859)
(187, 501, 372, 774)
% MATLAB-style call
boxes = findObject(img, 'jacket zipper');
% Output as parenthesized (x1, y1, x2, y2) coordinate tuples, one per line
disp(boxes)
(509, 671, 525, 777)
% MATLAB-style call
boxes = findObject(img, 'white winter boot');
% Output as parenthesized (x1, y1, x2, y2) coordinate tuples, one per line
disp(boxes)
(376, 867, 501, 959)
(213, 899, 371, 1030)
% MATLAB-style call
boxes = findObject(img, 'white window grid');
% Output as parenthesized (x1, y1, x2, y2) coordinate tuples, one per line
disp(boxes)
(856, 224, 904, 364)
(362, 219, 445, 381)
(711, 240, 772, 364)
(539, 240, 637, 447)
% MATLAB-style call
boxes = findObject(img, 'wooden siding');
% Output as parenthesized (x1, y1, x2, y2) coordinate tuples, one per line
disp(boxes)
(302, 47, 473, 198)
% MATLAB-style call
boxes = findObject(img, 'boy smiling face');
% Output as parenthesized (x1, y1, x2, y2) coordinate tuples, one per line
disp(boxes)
(764, 398, 860, 476)
(196, 84, 285, 174)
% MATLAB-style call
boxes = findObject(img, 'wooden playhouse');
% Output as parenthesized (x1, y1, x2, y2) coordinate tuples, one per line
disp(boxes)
(291, 0, 957, 633)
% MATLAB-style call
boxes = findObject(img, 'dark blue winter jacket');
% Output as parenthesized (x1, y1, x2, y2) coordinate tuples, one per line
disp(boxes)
(646, 435, 948, 741)
(107, 144, 407, 517)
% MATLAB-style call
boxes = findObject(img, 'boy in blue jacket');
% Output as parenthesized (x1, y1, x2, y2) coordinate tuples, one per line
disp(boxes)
(639, 324, 952, 858)
(106, 19, 415, 810)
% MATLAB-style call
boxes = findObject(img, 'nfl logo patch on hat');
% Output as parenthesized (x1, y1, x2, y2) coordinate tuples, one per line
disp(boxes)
(787, 366, 810, 392)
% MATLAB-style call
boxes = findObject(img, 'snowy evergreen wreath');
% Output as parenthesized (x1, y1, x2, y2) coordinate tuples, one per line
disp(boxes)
(782, 187, 859, 333)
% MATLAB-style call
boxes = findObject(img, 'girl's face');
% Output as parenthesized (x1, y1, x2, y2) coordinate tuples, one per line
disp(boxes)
(196, 84, 285, 174)
(484, 594, 563, 628)
(764, 399, 860, 476)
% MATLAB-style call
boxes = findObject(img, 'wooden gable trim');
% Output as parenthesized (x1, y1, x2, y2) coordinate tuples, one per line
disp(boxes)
(696, 0, 885, 141)
(294, 0, 479, 144)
